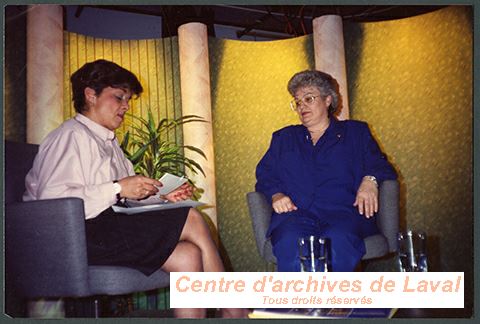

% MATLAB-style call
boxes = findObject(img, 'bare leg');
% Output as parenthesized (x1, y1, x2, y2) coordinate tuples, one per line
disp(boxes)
(177, 209, 249, 318)
(179, 208, 224, 272)
(161, 241, 206, 318)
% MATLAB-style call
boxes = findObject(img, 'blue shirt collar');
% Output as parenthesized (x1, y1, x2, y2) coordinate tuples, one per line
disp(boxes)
(301, 116, 344, 142)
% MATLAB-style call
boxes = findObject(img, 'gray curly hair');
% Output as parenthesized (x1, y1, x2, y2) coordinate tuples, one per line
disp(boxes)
(287, 70, 340, 116)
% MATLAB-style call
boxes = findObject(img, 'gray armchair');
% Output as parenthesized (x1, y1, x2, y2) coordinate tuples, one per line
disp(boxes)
(5, 141, 169, 317)
(246, 180, 399, 265)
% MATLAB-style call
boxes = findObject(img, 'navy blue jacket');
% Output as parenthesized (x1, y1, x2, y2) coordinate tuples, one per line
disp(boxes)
(255, 118, 397, 236)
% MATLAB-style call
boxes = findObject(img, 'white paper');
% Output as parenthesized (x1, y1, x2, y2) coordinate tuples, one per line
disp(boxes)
(112, 199, 204, 215)
(157, 173, 188, 195)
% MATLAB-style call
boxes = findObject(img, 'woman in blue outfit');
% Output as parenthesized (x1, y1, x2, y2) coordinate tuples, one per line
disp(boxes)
(255, 70, 397, 272)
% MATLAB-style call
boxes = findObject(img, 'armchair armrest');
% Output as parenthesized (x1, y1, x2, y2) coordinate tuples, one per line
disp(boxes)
(6, 198, 91, 298)
(376, 180, 400, 253)
(246, 192, 276, 262)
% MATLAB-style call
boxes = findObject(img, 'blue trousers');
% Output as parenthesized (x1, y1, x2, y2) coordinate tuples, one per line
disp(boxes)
(270, 209, 376, 272)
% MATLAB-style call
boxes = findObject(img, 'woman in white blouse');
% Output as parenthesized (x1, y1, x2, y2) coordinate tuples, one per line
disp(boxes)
(23, 59, 246, 318)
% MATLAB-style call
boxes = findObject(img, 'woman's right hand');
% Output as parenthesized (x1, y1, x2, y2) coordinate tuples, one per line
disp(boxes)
(164, 183, 193, 202)
(272, 192, 298, 214)
(118, 175, 162, 200)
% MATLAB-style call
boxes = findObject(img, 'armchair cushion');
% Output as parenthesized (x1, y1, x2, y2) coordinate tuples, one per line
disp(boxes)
(362, 234, 388, 259)
(88, 266, 170, 295)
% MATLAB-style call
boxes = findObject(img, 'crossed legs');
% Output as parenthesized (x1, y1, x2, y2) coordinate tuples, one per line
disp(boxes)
(161, 208, 247, 318)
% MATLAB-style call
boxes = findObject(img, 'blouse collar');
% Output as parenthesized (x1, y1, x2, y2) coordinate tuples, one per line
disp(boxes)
(74, 113, 116, 141)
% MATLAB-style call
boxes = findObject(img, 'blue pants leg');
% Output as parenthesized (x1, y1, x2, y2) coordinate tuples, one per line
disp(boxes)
(321, 225, 365, 271)
(270, 214, 317, 272)
(270, 210, 367, 272)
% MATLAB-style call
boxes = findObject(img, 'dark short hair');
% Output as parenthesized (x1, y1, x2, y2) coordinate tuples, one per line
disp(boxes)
(70, 59, 143, 112)
(287, 70, 340, 116)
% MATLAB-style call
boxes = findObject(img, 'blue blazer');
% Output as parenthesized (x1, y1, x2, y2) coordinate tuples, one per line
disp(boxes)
(255, 118, 397, 237)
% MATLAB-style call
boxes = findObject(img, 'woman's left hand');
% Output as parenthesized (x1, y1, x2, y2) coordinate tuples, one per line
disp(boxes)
(164, 183, 193, 202)
(353, 178, 379, 218)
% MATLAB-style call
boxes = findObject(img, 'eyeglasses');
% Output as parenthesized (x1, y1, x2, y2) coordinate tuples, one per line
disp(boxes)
(289, 95, 320, 111)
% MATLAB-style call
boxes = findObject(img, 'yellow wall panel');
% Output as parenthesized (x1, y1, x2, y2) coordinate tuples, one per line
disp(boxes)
(63, 32, 73, 119)
(347, 7, 473, 271)
(85, 36, 95, 62)
(93, 38, 103, 59)
(111, 40, 122, 69)
(145, 39, 158, 117)
(344, 6, 472, 298)
(210, 36, 315, 271)
(102, 38, 113, 62)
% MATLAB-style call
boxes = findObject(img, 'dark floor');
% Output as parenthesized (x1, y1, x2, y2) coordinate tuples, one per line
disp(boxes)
(9, 293, 473, 318)
(124, 308, 473, 319)
(393, 307, 473, 318)
(125, 309, 173, 318)
(125, 308, 218, 318)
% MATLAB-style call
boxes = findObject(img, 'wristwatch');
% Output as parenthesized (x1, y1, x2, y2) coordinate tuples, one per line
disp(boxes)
(113, 180, 122, 201)
(363, 175, 378, 187)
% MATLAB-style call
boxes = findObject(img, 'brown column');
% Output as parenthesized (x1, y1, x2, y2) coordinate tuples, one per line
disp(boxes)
(26, 4, 64, 143)
(178, 22, 217, 226)
(313, 15, 350, 120)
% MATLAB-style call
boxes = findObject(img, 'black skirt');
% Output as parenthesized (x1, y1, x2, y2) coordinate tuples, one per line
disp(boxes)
(85, 206, 190, 276)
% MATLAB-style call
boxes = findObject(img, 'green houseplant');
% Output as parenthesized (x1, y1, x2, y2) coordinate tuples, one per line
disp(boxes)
(119, 109, 207, 199)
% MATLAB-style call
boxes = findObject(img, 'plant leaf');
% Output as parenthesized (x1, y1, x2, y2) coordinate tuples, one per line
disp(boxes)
(182, 145, 207, 159)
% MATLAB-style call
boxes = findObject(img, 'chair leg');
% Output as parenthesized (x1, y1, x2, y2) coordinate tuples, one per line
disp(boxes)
(94, 299, 100, 318)
(64, 296, 104, 317)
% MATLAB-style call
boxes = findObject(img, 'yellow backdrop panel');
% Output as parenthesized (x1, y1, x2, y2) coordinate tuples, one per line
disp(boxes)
(345, 6, 472, 279)
(209, 36, 315, 271)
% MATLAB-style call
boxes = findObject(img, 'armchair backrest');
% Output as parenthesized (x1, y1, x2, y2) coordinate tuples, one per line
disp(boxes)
(5, 141, 91, 299)
(5, 141, 39, 204)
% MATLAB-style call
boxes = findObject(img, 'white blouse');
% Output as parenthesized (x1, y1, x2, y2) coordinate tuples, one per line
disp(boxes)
(23, 113, 135, 219)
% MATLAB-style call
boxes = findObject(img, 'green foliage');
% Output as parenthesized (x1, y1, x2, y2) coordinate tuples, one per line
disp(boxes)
(120, 109, 207, 198)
